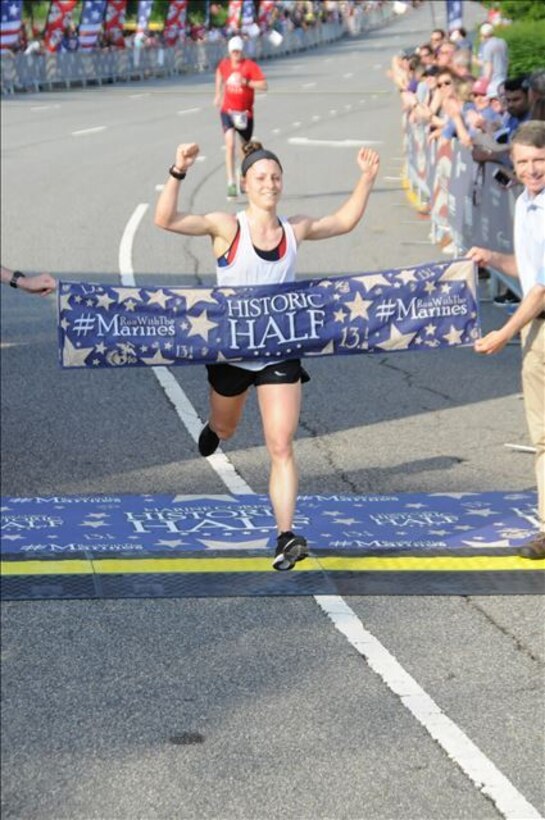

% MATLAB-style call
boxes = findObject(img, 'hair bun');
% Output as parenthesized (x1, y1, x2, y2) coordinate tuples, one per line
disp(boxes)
(242, 140, 264, 157)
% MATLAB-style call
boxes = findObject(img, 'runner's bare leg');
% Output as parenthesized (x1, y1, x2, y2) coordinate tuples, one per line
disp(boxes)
(257, 382, 302, 533)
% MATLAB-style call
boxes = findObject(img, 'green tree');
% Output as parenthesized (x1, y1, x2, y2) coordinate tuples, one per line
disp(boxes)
(494, 0, 545, 21)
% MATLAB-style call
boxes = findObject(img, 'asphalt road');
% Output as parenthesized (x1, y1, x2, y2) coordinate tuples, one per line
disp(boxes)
(1, 3, 544, 819)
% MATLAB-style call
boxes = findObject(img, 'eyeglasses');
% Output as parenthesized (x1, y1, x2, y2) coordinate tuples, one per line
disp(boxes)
(437, 80, 452, 88)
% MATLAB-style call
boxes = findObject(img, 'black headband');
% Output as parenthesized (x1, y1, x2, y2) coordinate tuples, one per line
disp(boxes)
(241, 149, 283, 177)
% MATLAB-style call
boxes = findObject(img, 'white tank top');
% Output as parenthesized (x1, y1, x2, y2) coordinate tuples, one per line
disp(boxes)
(216, 210, 299, 371)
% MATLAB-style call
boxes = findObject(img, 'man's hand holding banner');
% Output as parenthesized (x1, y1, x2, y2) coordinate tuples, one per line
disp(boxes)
(58, 259, 480, 369)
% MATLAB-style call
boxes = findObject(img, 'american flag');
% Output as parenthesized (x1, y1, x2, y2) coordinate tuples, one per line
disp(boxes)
(79, 0, 107, 50)
(0, 0, 22, 51)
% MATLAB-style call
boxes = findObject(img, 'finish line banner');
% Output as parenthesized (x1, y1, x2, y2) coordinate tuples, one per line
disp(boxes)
(58, 259, 480, 369)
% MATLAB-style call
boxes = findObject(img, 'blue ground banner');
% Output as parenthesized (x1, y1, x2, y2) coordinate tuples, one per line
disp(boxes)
(58, 259, 480, 368)
(0, 492, 538, 557)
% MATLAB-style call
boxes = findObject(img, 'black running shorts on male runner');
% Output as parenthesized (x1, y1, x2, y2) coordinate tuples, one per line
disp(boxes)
(220, 111, 254, 143)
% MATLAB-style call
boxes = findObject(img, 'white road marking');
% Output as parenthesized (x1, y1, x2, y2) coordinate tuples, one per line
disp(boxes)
(311, 115, 321, 121)
(72, 126, 106, 136)
(288, 137, 383, 147)
(272, 128, 281, 135)
(177, 107, 201, 115)
(31, 104, 60, 111)
(155, 185, 165, 192)
(129, 93, 149, 99)
(119, 204, 252, 495)
(384, 175, 402, 180)
(292, 121, 302, 128)
(120, 203, 543, 820)
(315, 596, 543, 820)
(504, 443, 537, 454)
(302, 82, 316, 89)
(343, 73, 353, 79)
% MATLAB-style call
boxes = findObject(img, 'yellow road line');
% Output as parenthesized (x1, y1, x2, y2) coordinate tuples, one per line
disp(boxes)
(1, 560, 93, 575)
(2, 555, 543, 576)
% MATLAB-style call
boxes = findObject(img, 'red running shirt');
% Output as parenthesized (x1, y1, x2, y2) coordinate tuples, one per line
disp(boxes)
(217, 57, 265, 115)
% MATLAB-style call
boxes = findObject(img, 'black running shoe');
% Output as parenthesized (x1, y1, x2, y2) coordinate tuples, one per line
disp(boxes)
(272, 531, 309, 571)
(198, 423, 220, 457)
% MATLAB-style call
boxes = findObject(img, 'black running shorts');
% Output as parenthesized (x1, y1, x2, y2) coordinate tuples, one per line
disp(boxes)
(206, 358, 310, 397)
(220, 111, 254, 143)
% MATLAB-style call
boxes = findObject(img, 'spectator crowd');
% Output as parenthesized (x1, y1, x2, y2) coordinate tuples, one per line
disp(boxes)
(390, 23, 544, 162)
(389, 21, 544, 304)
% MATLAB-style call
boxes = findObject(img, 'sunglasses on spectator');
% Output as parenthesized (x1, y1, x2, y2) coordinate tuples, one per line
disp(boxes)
(437, 80, 452, 87)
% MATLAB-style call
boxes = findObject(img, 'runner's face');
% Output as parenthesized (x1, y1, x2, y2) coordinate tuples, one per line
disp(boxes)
(230, 49, 242, 65)
(246, 160, 283, 208)
(512, 143, 545, 196)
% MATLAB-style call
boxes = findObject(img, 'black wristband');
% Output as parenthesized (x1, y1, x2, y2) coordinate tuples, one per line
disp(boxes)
(169, 165, 187, 180)
(9, 270, 25, 289)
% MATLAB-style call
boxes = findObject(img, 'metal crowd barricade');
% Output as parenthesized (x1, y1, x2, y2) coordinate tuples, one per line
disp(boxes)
(403, 118, 522, 298)
(0, 4, 396, 97)
(0, 22, 342, 95)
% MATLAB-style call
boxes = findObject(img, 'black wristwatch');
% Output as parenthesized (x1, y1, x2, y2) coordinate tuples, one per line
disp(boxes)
(9, 270, 25, 288)
(169, 165, 187, 180)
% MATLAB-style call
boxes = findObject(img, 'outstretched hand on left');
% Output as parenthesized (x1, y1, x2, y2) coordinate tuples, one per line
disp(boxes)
(357, 147, 380, 181)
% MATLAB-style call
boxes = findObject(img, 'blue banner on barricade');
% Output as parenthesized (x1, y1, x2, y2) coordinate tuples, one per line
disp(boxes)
(58, 260, 480, 369)
(449, 141, 474, 249)
(431, 138, 453, 240)
(0, 492, 538, 557)
(468, 160, 519, 254)
(446, 0, 463, 31)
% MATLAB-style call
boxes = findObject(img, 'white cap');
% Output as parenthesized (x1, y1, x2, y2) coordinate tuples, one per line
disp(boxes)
(228, 36, 244, 53)
(480, 23, 494, 37)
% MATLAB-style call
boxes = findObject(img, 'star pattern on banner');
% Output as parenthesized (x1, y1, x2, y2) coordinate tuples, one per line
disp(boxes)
(345, 292, 373, 321)
(187, 310, 218, 342)
(58, 259, 479, 369)
(1, 492, 540, 558)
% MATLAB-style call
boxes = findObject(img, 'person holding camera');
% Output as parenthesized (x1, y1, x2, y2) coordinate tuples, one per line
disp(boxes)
(469, 121, 545, 559)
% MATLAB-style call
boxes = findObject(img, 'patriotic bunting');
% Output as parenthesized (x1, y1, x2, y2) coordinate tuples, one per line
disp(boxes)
(103, 0, 127, 47)
(163, 0, 188, 47)
(226, 0, 242, 32)
(43, 0, 77, 52)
